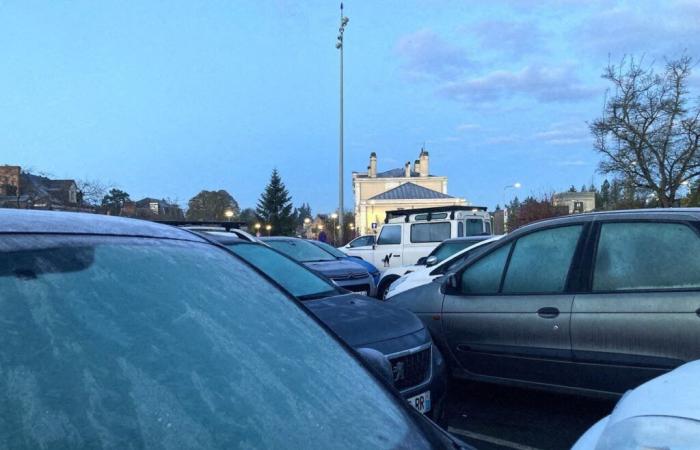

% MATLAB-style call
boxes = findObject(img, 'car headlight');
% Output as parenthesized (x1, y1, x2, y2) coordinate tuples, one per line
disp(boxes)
(594, 416, 700, 450)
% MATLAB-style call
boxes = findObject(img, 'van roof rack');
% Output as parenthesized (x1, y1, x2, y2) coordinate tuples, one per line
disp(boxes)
(155, 220, 247, 231)
(384, 205, 488, 223)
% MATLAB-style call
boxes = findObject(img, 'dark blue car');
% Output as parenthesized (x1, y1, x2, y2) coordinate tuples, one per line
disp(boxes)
(308, 239, 381, 286)
(261, 237, 377, 297)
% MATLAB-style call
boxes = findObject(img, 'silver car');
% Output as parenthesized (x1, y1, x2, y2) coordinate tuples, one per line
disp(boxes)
(389, 208, 700, 397)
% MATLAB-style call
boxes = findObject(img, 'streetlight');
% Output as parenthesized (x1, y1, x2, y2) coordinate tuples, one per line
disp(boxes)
(303, 217, 311, 225)
(336, 3, 349, 245)
(502, 182, 522, 233)
(224, 210, 234, 222)
(330, 212, 339, 245)
(254, 223, 261, 236)
(265, 224, 272, 236)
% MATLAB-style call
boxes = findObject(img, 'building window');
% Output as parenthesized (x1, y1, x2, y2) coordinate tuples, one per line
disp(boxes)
(149, 202, 160, 214)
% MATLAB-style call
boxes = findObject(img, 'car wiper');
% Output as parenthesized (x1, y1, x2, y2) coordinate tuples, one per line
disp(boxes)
(297, 292, 334, 301)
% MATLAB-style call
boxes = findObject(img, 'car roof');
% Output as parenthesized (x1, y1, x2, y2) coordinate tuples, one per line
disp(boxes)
(0, 209, 206, 242)
(512, 208, 700, 235)
(259, 236, 300, 241)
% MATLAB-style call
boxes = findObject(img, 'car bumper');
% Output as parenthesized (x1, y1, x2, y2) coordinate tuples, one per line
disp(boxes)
(334, 275, 377, 297)
(357, 328, 447, 415)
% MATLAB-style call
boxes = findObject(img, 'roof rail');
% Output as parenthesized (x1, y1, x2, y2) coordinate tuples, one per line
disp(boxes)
(384, 205, 488, 223)
(154, 220, 247, 232)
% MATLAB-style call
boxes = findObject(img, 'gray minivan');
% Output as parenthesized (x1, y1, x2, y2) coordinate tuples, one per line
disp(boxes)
(389, 209, 700, 397)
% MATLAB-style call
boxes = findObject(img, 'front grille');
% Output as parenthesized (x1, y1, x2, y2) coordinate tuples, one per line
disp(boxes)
(389, 346, 431, 391)
(345, 283, 370, 293)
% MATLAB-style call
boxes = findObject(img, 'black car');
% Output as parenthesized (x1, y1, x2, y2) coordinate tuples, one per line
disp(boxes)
(0, 209, 471, 450)
(197, 230, 447, 420)
(261, 236, 377, 297)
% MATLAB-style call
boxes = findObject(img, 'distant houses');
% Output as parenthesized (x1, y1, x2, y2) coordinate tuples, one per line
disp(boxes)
(0, 164, 183, 219)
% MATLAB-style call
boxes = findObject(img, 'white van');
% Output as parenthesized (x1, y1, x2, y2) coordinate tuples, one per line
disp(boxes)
(340, 206, 492, 273)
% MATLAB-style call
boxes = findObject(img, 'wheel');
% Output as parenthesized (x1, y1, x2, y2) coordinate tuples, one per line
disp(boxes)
(376, 276, 399, 300)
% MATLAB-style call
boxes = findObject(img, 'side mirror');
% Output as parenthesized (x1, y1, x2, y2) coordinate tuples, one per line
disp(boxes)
(416, 256, 427, 265)
(441, 273, 460, 295)
(425, 255, 438, 267)
(356, 348, 394, 385)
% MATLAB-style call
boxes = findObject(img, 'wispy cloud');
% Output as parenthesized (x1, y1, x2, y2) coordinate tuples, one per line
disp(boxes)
(395, 29, 472, 80)
(534, 122, 592, 145)
(456, 122, 481, 131)
(437, 64, 598, 104)
(462, 20, 547, 59)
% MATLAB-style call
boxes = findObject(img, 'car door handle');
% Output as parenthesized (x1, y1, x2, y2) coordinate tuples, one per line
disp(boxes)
(537, 307, 559, 319)
(392, 254, 401, 257)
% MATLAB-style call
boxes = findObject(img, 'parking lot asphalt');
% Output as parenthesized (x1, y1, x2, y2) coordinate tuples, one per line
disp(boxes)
(443, 381, 616, 450)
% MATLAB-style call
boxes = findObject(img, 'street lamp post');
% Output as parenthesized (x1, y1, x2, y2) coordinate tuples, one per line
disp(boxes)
(265, 224, 272, 236)
(330, 212, 338, 245)
(224, 210, 234, 222)
(254, 223, 261, 237)
(502, 182, 522, 233)
(336, 3, 348, 245)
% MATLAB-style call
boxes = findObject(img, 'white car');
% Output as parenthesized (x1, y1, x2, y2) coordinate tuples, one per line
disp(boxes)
(383, 236, 502, 300)
(572, 359, 700, 450)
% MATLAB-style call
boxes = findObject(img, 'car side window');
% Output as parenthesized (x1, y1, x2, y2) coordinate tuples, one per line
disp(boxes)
(457, 222, 464, 237)
(593, 222, 700, 291)
(460, 243, 512, 294)
(410, 222, 451, 243)
(502, 225, 582, 294)
(377, 225, 401, 245)
(350, 236, 370, 247)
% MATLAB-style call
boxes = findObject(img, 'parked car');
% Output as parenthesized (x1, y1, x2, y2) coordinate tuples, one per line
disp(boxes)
(379, 235, 495, 299)
(308, 239, 381, 286)
(0, 209, 472, 450)
(340, 206, 492, 272)
(262, 236, 376, 297)
(196, 230, 446, 420)
(572, 360, 700, 449)
(389, 209, 700, 397)
(385, 236, 502, 300)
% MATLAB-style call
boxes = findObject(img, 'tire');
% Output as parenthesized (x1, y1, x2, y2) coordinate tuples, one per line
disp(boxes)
(377, 276, 399, 300)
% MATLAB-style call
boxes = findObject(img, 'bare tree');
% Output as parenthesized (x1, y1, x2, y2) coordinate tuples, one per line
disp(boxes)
(76, 179, 108, 206)
(591, 55, 700, 207)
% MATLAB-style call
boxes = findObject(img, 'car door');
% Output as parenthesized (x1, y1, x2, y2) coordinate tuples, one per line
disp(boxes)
(571, 219, 700, 394)
(442, 224, 585, 387)
(344, 235, 375, 260)
(373, 224, 403, 269)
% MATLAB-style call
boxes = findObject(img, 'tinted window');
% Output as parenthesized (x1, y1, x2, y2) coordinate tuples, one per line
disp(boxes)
(0, 235, 430, 450)
(410, 222, 450, 243)
(460, 243, 512, 294)
(465, 219, 483, 236)
(377, 225, 401, 245)
(350, 236, 374, 248)
(227, 243, 337, 300)
(593, 222, 700, 291)
(502, 225, 582, 294)
(430, 241, 472, 263)
(265, 239, 336, 262)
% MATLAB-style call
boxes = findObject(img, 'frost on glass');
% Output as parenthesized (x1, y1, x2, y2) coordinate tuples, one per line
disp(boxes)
(502, 225, 582, 294)
(461, 243, 512, 294)
(593, 222, 700, 291)
(0, 236, 430, 450)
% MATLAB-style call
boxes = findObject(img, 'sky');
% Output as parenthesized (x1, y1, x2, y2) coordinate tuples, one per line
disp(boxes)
(1, 0, 699, 212)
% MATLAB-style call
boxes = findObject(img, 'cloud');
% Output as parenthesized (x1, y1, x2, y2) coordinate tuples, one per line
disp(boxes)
(464, 20, 546, 58)
(395, 29, 472, 80)
(576, 3, 700, 59)
(438, 64, 598, 104)
(555, 159, 590, 166)
(534, 121, 592, 145)
(456, 123, 480, 131)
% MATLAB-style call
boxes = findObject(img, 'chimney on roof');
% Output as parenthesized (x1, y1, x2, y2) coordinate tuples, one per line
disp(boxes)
(419, 149, 429, 177)
(404, 161, 411, 177)
(369, 152, 377, 178)
(413, 159, 421, 174)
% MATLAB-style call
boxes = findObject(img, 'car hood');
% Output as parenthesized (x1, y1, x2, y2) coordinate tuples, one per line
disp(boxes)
(304, 259, 368, 279)
(305, 293, 425, 348)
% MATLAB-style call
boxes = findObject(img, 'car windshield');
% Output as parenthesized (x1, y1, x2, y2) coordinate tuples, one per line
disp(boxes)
(265, 239, 337, 262)
(312, 241, 347, 259)
(0, 235, 433, 450)
(226, 242, 339, 300)
(428, 240, 475, 264)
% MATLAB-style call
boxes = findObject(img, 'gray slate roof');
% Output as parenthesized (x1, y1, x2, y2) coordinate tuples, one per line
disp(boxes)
(369, 182, 454, 201)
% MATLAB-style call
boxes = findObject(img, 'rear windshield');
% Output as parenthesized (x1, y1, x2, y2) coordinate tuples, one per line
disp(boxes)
(0, 235, 431, 450)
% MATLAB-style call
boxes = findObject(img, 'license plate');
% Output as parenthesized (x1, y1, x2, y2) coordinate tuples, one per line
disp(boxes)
(356, 291, 368, 296)
(407, 390, 431, 414)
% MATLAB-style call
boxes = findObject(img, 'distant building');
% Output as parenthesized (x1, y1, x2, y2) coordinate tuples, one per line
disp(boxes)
(122, 197, 184, 219)
(0, 165, 80, 210)
(552, 191, 596, 214)
(352, 150, 467, 235)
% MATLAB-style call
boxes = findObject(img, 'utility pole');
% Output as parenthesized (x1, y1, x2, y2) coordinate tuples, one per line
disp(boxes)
(336, 3, 348, 244)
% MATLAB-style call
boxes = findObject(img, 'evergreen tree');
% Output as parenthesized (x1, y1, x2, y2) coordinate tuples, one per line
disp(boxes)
(186, 190, 239, 221)
(256, 169, 295, 235)
(599, 179, 611, 210)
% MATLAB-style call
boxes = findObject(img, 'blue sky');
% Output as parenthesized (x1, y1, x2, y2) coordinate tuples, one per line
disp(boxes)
(1, 0, 699, 212)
